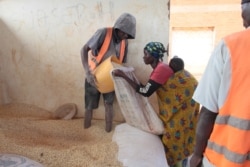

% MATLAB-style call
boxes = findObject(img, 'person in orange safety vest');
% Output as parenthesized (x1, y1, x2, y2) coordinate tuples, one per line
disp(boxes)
(80, 13, 136, 132)
(190, 0, 250, 167)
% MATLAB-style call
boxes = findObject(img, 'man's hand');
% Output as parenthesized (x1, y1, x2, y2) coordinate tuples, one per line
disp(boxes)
(190, 154, 202, 167)
(86, 71, 97, 87)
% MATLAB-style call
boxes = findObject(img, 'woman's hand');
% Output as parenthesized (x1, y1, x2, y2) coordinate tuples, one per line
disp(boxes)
(113, 69, 139, 90)
(113, 69, 126, 77)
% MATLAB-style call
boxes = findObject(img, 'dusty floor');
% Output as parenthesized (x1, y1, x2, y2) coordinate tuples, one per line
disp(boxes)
(0, 103, 123, 167)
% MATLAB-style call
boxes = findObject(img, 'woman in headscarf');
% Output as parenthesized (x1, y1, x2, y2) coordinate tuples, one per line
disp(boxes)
(113, 42, 200, 167)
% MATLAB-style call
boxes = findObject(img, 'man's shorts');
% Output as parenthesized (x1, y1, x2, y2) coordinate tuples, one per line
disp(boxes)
(84, 79, 115, 110)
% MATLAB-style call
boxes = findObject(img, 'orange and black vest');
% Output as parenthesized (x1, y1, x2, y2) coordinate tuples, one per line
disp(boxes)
(88, 27, 125, 71)
(205, 29, 250, 167)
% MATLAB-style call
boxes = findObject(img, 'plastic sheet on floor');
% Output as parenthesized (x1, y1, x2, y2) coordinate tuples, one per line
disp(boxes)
(0, 154, 44, 167)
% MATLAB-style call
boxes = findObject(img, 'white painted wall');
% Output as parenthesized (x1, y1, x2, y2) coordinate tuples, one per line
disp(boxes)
(0, 0, 169, 121)
(171, 28, 214, 80)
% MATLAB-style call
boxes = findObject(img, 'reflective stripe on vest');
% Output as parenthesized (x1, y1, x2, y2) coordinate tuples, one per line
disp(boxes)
(88, 28, 125, 71)
(205, 29, 250, 167)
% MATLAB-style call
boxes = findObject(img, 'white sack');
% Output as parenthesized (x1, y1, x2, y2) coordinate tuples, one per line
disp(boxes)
(112, 123, 169, 167)
(111, 65, 164, 135)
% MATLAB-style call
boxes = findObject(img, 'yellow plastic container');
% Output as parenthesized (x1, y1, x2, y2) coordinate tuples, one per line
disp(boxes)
(93, 56, 122, 93)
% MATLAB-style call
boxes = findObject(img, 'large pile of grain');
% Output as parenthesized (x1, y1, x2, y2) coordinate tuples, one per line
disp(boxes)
(0, 103, 123, 167)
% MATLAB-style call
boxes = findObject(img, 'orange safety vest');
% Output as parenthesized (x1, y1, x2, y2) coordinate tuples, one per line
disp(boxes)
(204, 29, 250, 167)
(88, 27, 125, 71)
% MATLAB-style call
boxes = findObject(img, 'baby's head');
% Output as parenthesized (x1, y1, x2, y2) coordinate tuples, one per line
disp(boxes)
(169, 56, 184, 73)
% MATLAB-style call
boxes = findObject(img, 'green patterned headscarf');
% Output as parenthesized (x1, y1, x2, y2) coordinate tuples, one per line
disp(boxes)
(144, 42, 166, 60)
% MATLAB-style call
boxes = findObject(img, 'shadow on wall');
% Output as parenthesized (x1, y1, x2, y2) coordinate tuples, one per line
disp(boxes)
(0, 18, 49, 106)
(0, 19, 20, 104)
(0, 1, 123, 121)
(0, 17, 82, 115)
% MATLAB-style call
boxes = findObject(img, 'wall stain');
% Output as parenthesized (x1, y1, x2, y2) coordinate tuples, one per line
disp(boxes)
(96, 2, 103, 17)
(11, 48, 18, 68)
(0, 50, 2, 71)
(37, 10, 48, 27)
(168, 1, 170, 19)
(109, 1, 114, 20)
(11, 48, 22, 76)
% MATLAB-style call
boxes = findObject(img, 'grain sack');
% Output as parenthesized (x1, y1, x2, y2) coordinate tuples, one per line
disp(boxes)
(111, 65, 164, 135)
(112, 123, 169, 167)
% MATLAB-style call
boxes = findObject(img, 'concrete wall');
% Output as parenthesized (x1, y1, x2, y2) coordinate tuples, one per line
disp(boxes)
(170, 0, 242, 44)
(0, 0, 170, 121)
(169, 0, 243, 80)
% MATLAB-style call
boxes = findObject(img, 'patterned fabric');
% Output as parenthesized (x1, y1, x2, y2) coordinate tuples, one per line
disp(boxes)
(144, 42, 166, 59)
(156, 70, 200, 166)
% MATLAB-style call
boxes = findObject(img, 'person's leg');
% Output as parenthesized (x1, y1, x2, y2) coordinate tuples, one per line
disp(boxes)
(182, 158, 188, 167)
(185, 154, 192, 167)
(84, 79, 100, 128)
(103, 91, 115, 132)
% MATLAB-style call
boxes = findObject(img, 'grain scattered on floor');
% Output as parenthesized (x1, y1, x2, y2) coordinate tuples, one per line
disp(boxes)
(0, 103, 123, 167)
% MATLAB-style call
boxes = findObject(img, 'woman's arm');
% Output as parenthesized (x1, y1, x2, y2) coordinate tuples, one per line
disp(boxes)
(113, 69, 161, 97)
